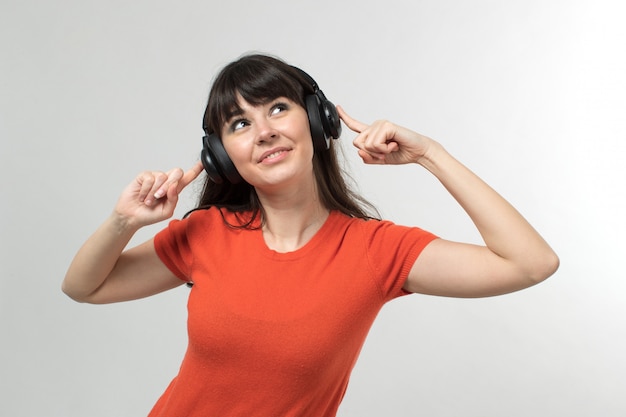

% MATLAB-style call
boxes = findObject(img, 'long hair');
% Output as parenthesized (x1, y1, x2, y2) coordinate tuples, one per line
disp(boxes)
(191, 53, 379, 226)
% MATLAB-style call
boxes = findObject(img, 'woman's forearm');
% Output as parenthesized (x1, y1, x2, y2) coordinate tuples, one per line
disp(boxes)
(62, 213, 139, 302)
(418, 141, 559, 281)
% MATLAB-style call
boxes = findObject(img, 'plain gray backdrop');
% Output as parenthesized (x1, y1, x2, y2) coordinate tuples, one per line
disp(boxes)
(2, 0, 625, 416)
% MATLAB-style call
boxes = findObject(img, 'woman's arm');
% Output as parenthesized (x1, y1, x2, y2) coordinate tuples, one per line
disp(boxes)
(62, 162, 203, 304)
(338, 107, 559, 298)
(405, 144, 558, 297)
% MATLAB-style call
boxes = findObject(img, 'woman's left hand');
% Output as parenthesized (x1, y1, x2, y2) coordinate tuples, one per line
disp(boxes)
(337, 106, 434, 165)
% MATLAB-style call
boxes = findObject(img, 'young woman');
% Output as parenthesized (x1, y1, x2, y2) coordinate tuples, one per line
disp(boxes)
(63, 53, 559, 416)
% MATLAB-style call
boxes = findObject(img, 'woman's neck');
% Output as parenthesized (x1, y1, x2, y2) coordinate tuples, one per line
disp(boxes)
(256, 182, 329, 253)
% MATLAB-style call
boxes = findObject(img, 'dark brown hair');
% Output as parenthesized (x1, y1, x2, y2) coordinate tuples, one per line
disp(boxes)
(191, 53, 379, 226)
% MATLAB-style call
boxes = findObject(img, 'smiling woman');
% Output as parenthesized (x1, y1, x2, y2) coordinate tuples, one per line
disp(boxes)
(220, 97, 315, 190)
(62, 53, 558, 417)
(195, 55, 375, 228)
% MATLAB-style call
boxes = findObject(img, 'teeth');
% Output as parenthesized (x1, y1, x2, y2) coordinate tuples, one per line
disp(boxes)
(264, 151, 282, 160)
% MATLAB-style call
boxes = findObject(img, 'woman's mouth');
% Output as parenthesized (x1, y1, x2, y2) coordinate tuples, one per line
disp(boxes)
(259, 148, 290, 163)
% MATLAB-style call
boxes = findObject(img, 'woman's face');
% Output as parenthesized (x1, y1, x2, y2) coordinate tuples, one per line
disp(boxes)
(220, 95, 314, 190)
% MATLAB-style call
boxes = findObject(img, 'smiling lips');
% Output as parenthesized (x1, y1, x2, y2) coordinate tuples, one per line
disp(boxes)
(259, 147, 290, 163)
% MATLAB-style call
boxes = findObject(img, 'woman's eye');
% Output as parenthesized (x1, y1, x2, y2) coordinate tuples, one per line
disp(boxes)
(271, 102, 289, 115)
(230, 119, 248, 131)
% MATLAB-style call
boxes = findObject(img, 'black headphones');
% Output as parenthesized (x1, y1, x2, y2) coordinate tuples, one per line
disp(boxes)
(200, 66, 341, 184)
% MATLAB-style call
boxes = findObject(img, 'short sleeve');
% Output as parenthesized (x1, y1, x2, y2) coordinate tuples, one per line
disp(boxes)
(154, 218, 194, 282)
(360, 219, 438, 300)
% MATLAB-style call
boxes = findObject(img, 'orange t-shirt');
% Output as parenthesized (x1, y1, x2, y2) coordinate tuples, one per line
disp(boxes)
(150, 208, 437, 417)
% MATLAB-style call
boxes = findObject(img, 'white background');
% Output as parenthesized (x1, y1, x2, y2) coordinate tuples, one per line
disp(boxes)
(1, 0, 625, 416)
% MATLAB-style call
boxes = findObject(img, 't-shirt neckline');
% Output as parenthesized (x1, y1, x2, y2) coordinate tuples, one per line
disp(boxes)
(255, 210, 342, 260)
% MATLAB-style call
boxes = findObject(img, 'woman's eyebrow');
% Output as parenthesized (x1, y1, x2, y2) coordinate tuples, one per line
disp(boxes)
(224, 107, 245, 124)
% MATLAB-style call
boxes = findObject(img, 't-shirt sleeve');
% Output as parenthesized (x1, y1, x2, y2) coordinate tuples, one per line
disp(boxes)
(153, 218, 194, 282)
(361, 219, 438, 301)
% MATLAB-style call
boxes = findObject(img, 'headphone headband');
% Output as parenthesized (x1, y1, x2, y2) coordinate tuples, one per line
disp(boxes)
(291, 66, 319, 93)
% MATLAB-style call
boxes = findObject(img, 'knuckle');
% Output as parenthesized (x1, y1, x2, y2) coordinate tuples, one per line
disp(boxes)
(140, 173, 155, 185)
(154, 172, 168, 184)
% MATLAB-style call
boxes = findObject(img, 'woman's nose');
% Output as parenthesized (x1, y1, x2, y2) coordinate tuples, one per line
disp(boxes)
(254, 119, 278, 143)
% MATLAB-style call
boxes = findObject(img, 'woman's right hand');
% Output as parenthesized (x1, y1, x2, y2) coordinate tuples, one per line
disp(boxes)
(114, 161, 204, 229)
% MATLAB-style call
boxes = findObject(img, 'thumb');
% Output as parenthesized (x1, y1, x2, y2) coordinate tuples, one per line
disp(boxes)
(161, 180, 181, 214)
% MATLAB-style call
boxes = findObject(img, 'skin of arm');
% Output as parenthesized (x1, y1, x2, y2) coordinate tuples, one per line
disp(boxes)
(62, 162, 204, 304)
(338, 106, 559, 298)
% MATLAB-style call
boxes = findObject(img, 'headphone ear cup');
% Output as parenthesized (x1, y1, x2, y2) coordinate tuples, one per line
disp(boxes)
(320, 98, 342, 140)
(201, 135, 223, 184)
(305, 94, 329, 152)
(201, 133, 243, 184)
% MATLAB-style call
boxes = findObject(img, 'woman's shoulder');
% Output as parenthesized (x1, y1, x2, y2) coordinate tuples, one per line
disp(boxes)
(326, 210, 384, 239)
(329, 210, 386, 229)
(160, 206, 258, 240)
(330, 210, 436, 242)
(185, 206, 258, 226)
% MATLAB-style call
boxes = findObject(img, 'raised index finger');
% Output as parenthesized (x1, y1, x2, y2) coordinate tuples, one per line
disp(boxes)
(179, 161, 204, 189)
(337, 105, 369, 134)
